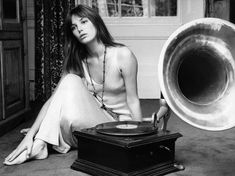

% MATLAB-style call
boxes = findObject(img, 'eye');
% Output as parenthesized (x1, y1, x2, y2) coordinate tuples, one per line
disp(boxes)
(71, 25, 77, 31)
(81, 19, 88, 24)
(81, 18, 88, 24)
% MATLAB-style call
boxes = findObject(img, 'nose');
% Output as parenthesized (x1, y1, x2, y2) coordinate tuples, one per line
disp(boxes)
(77, 28, 82, 34)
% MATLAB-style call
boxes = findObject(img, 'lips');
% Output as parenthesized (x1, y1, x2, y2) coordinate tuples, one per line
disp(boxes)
(80, 34, 87, 40)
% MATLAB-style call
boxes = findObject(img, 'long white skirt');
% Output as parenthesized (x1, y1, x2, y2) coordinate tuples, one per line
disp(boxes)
(34, 74, 115, 153)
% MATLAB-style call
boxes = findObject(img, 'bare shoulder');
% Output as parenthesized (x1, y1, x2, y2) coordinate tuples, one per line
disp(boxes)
(115, 46, 138, 68)
(116, 46, 134, 58)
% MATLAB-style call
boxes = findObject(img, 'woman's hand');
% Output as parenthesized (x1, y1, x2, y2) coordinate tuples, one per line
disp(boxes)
(20, 128, 31, 136)
(157, 99, 171, 131)
(4, 134, 34, 163)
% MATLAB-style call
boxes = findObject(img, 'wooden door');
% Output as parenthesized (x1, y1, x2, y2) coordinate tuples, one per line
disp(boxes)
(0, 0, 28, 121)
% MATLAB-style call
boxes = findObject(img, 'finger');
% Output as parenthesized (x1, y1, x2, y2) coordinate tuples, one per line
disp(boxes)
(20, 128, 30, 134)
(7, 150, 20, 162)
(5, 149, 17, 161)
(7, 147, 26, 162)
(26, 145, 33, 158)
(20, 129, 26, 133)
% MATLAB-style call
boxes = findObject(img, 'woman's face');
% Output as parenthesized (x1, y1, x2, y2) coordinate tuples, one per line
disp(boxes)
(71, 15, 97, 44)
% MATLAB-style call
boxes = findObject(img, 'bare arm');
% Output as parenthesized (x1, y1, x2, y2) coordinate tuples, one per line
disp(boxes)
(4, 97, 52, 163)
(118, 47, 142, 121)
(27, 72, 70, 137)
(4, 73, 67, 163)
(26, 73, 68, 138)
(26, 98, 51, 138)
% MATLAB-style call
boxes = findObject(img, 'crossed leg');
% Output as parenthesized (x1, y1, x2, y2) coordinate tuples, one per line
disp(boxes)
(4, 74, 113, 165)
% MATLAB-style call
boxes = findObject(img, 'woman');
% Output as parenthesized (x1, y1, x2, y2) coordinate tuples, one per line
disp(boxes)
(4, 4, 142, 165)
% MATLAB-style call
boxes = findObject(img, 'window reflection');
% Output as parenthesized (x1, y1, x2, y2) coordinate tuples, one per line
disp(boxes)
(121, 0, 143, 17)
(107, 0, 119, 17)
(150, 0, 177, 16)
(91, 0, 177, 17)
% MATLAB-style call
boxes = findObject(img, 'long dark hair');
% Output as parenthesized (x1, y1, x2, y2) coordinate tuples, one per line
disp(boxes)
(63, 4, 122, 77)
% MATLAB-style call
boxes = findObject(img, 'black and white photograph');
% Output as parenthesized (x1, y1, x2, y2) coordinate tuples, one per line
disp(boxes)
(0, 0, 235, 175)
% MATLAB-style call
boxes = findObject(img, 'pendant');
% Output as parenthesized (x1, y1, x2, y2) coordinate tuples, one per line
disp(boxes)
(93, 92, 97, 98)
(101, 104, 106, 110)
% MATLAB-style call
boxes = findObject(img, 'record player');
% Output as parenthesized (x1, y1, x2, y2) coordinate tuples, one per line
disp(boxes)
(71, 120, 183, 176)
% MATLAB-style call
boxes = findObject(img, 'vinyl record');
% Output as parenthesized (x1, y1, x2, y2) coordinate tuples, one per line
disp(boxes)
(95, 121, 158, 136)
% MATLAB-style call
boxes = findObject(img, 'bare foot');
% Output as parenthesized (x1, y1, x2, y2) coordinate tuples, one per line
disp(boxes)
(4, 139, 48, 165)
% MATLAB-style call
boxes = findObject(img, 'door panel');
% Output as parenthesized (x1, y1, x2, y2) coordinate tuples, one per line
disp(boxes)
(2, 40, 25, 118)
(0, 0, 28, 122)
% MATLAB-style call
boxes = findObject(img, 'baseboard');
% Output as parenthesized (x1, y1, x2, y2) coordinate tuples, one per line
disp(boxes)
(0, 108, 30, 137)
(0, 101, 42, 137)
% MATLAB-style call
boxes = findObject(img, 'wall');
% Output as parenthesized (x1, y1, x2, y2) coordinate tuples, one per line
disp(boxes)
(26, 0, 35, 100)
(106, 0, 204, 98)
(26, 0, 204, 100)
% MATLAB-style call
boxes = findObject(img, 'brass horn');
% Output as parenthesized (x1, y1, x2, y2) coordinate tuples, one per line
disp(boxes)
(158, 18, 235, 131)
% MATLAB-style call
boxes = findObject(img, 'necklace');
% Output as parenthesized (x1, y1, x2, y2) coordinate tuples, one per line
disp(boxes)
(85, 46, 107, 110)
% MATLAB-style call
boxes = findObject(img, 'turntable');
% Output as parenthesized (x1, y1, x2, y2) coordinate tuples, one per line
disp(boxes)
(71, 121, 183, 176)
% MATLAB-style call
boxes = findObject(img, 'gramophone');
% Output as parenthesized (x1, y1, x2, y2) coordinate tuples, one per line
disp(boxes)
(71, 112, 184, 176)
(71, 18, 235, 176)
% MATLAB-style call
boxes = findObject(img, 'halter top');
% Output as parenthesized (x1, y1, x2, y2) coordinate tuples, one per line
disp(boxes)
(82, 47, 132, 120)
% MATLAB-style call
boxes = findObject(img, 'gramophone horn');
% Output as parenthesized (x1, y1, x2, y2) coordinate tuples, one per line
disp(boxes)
(158, 18, 235, 131)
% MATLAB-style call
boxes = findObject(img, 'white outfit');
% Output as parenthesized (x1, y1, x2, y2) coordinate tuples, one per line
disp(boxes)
(35, 47, 132, 153)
